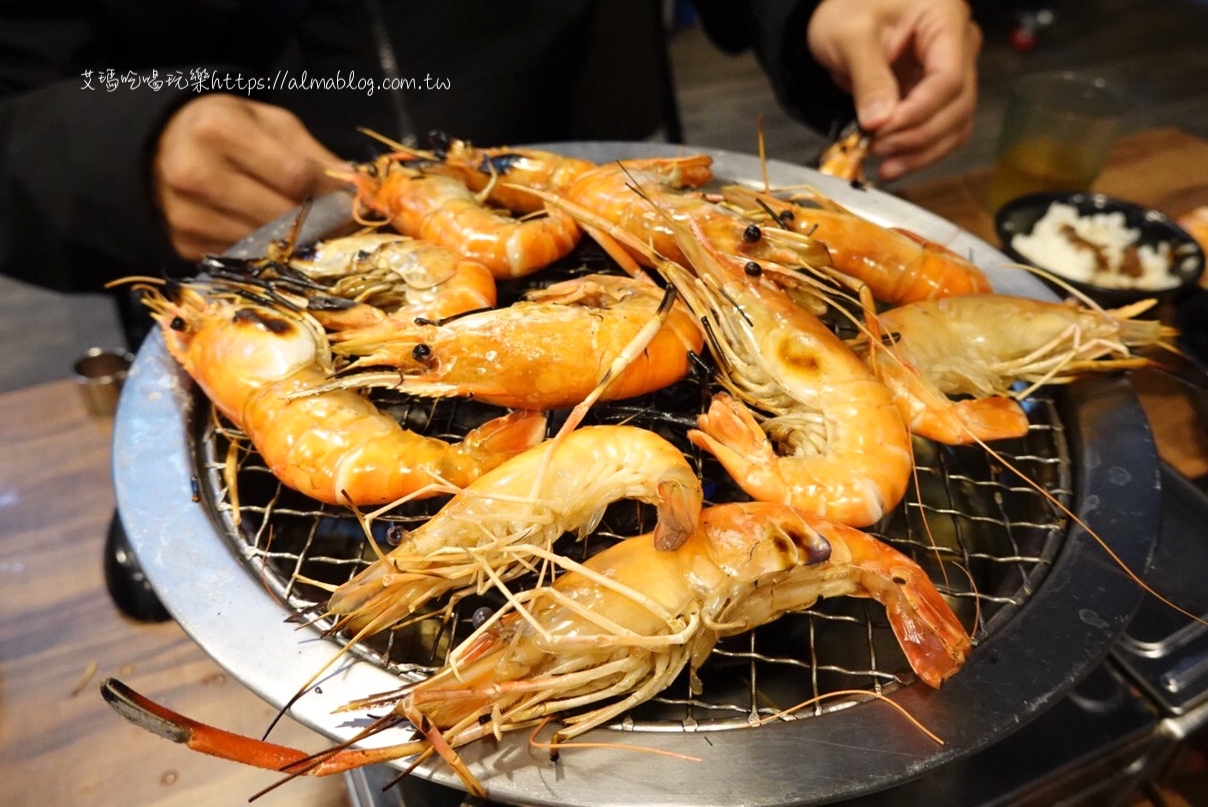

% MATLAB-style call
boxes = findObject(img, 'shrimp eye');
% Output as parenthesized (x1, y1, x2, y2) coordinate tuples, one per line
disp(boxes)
(412, 343, 433, 362)
(363, 161, 378, 178)
(169, 315, 187, 331)
(778, 210, 795, 224)
(744, 261, 762, 277)
(428, 129, 452, 154)
(742, 223, 762, 243)
(385, 525, 409, 546)
(471, 606, 494, 628)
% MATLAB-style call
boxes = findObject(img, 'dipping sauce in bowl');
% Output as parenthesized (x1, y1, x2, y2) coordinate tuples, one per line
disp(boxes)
(995, 191, 1205, 307)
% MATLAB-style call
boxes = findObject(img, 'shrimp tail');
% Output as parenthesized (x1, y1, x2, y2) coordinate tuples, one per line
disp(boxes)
(882, 367, 1031, 444)
(457, 410, 549, 466)
(880, 581, 971, 688)
(687, 394, 783, 500)
(815, 522, 972, 688)
(653, 470, 706, 551)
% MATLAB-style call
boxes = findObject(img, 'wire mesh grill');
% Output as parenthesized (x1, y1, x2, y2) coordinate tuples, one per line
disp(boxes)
(186, 245, 1072, 732)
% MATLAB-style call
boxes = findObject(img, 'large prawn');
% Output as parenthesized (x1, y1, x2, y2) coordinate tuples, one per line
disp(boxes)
(561, 155, 716, 267)
(281, 232, 496, 322)
(414, 131, 599, 213)
(320, 273, 704, 411)
(855, 294, 1177, 444)
(220, 231, 499, 333)
(343, 153, 582, 279)
(101, 502, 968, 798)
(815, 122, 873, 185)
(721, 184, 993, 304)
(324, 423, 705, 637)
(136, 281, 546, 506)
(581, 188, 914, 528)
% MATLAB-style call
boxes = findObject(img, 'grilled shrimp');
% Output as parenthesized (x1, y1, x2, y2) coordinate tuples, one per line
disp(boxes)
(138, 282, 546, 506)
(562, 155, 715, 266)
(101, 502, 968, 798)
(856, 294, 1175, 444)
(649, 209, 913, 527)
(236, 232, 498, 332)
(722, 185, 993, 304)
(345, 154, 582, 278)
(816, 123, 872, 184)
(421, 132, 598, 213)
(325, 423, 705, 636)
(286, 233, 497, 321)
(529, 164, 833, 304)
(321, 273, 704, 410)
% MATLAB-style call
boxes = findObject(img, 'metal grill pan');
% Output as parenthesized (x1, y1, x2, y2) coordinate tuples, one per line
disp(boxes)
(112, 143, 1161, 806)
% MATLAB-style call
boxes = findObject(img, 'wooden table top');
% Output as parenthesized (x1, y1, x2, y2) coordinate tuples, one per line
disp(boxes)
(896, 126, 1208, 251)
(0, 381, 349, 807)
(1, 127, 1204, 807)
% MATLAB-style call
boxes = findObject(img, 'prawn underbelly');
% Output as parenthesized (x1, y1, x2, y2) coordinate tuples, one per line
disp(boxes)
(289, 234, 497, 323)
(347, 156, 582, 279)
(141, 282, 546, 506)
(217, 232, 499, 334)
(325, 423, 706, 636)
(862, 294, 1173, 444)
(326, 273, 704, 411)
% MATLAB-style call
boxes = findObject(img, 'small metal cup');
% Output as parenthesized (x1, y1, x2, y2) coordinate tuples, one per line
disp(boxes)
(73, 347, 133, 416)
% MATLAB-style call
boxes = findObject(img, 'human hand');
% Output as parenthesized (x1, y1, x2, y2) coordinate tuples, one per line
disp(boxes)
(807, 0, 982, 180)
(153, 94, 349, 261)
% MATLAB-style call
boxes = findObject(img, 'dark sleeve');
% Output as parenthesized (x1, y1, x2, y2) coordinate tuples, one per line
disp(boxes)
(0, 76, 197, 293)
(690, 0, 856, 136)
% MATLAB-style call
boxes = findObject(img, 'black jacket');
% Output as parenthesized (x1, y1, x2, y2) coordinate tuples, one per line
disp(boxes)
(0, 0, 846, 295)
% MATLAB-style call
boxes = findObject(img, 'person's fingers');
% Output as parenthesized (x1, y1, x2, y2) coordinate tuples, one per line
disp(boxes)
(173, 102, 337, 204)
(877, 109, 974, 180)
(159, 166, 300, 231)
(877, 17, 981, 138)
(153, 95, 351, 259)
(156, 195, 259, 262)
(224, 101, 348, 200)
(843, 39, 903, 132)
(808, 0, 981, 177)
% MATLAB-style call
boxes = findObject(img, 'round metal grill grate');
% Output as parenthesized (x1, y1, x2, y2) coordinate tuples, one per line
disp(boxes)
(189, 251, 1071, 731)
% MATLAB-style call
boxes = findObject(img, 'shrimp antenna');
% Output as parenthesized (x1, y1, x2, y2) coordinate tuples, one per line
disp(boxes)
(356, 126, 433, 159)
(756, 112, 769, 192)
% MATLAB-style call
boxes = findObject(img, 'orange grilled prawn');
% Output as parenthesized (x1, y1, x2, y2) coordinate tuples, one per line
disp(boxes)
(856, 294, 1176, 444)
(137, 281, 546, 506)
(343, 154, 582, 279)
(319, 273, 704, 411)
(721, 185, 993, 304)
(102, 502, 968, 798)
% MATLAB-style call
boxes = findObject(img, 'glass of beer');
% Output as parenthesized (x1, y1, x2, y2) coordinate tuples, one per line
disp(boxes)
(986, 71, 1127, 215)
